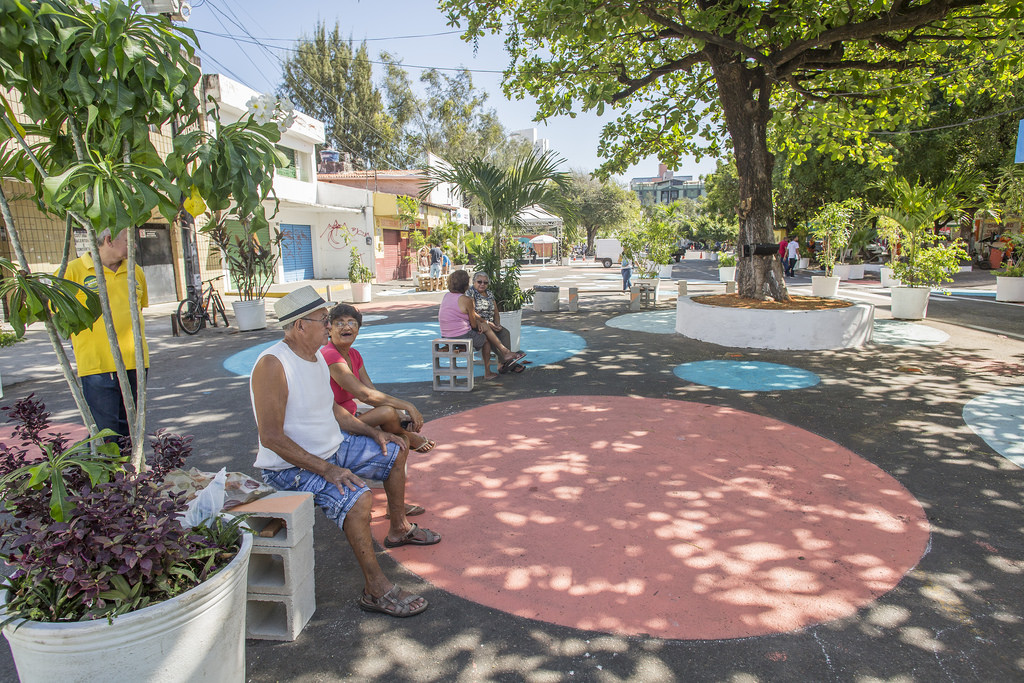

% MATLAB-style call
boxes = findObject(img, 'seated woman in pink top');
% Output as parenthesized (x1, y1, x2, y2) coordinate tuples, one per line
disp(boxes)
(438, 270, 525, 377)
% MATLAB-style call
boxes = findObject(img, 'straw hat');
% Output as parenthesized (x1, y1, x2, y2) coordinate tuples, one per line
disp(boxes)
(274, 286, 328, 326)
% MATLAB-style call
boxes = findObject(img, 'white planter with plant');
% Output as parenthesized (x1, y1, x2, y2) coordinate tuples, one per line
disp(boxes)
(873, 176, 972, 320)
(880, 265, 901, 287)
(718, 253, 737, 282)
(848, 263, 866, 279)
(811, 275, 840, 297)
(797, 257, 810, 269)
(832, 263, 852, 279)
(994, 233, 1024, 301)
(231, 299, 268, 331)
(348, 247, 373, 304)
(809, 198, 861, 296)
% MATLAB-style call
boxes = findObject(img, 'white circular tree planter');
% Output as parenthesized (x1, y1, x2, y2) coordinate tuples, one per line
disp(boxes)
(675, 296, 874, 350)
(848, 264, 865, 280)
(832, 264, 852, 280)
(880, 266, 901, 288)
(3, 532, 252, 683)
(889, 286, 931, 320)
(231, 299, 267, 331)
(996, 276, 1024, 302)
(718, 266, 736, 282)
(811, 275, 840, 297)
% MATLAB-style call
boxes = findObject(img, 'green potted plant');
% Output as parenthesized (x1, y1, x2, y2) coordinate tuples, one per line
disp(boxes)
(993, 232, 1024, 302)
(207, 221, 284, 330)
(872, 176, 973, 319)
(0, 397, 252, 681)
(717, 252, 737, 282)
(809, 199, 860, 296)
(990, 165, 1024, 302)
(474, 238, 534, 351)
(348, 246, 374, 303)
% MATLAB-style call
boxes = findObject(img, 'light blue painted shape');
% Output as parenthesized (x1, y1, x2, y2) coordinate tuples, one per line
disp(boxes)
(1016, 119, 1024, 163)
(223, 323, 587, 383)
(606, 310, 677, 335)
(674, 360, 820, 391)
(872, 320, 950, 347)
(963, 387, 1024, 468)
(361, 314, 387, 323)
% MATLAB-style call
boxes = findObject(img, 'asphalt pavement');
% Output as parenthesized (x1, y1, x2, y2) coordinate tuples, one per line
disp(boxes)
(1, 260, 1023, 682)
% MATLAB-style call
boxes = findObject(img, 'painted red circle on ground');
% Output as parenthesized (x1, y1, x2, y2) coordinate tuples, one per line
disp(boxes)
(372, 396, 929, 640)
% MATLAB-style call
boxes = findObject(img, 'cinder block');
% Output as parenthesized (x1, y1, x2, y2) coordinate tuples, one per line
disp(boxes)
(726, 280, 737, 294)
(677, 281, 688, 296)
(432, 338, 474, 392)
(232, 491, 314, 549)
(246, 572, 316, 641)
(568, 287, 578, 312)
(629, 286, 641, 311)
(247, 529, 314, 595)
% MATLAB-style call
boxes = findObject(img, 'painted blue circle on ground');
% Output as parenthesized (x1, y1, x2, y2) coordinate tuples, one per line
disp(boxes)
(674, 360, 820, 391)
(606, 310, 677, 335)
(963, 386, 1024, 468)
(222, 323, 587, 383)
(872, 320, 950, 346)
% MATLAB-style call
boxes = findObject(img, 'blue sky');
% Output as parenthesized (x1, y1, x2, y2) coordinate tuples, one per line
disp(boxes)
(180, 0, 717, 182)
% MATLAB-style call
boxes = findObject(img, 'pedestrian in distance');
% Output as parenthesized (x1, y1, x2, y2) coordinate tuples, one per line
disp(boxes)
(786, 237, 800, 277)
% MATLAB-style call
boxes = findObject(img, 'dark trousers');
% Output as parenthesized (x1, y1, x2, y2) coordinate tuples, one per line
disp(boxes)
(81, 369, 139, 437)
(622, 268, 632, 290)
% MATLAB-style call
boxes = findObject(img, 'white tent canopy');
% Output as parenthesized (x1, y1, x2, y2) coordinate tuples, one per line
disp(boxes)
(517, 205, 563, 231)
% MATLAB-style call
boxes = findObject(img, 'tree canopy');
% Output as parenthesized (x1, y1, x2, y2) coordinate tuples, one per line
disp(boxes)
(562, 171, 639, 251)
(440, 0, 1024, 299)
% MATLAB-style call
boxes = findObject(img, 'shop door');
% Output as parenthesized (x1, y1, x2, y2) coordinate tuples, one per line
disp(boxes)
(280, 224, 313, 282)
(135, 224, 176, 304)
(380, 229, 402, 282)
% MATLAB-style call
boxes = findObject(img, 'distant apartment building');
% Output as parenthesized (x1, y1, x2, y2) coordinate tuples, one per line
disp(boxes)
(630, 163, 705, 206)
(510, 128, 551, 155)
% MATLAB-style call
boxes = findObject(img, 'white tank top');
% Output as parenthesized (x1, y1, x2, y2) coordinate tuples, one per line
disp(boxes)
(251, 340, 343, 470)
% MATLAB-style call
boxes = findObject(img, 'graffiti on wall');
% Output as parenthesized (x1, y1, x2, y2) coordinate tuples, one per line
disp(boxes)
(320, 220, 371, 250)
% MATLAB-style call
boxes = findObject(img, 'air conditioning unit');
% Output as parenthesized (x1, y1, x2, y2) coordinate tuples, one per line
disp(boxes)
(139, 0, 191, 21)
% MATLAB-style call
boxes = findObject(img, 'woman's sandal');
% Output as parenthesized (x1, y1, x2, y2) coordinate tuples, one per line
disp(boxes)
(384, 522, 441, 548)
(358, 585, 428, 618)
(413, 438, 436, 453)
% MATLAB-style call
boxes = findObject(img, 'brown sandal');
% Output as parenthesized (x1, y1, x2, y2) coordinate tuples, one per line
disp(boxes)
(358, 585, 428, 617)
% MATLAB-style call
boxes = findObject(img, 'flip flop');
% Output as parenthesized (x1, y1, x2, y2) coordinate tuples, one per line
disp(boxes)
(358, 585, 428, 618)
(384, 523, 441, 548)
(413, 438, 436, 453)
(510, 362, 526, 374)
(385, 503, 426, 519)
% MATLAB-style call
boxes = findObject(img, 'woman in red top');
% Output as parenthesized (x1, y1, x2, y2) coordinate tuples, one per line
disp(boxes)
(321, 304, 436, 453)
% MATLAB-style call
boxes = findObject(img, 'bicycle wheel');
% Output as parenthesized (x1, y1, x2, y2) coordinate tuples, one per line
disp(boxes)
(176, 298, 204, 335)
(211, 293, 229, 328)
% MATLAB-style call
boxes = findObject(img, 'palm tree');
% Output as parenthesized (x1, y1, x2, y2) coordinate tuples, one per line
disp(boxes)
(421, 150, 577, 257)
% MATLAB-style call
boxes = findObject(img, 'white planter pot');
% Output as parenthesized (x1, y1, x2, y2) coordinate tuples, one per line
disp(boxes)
(832, 264, 852, 280)
(811, 275, 840, 298)
(231, 299, 267, 331)
(996, 276, 1024, 302)
(890, 286, 931, 320)
(848, 264, 865, 280)
(880, 266, 901, 288)
(797, 257, 810, 270)
(718, 266, 737, 282)
(658, 264, 674, 278)
(501, 308, 523, 352)
(3, 532, 252, 683)
(350, 282, 372, 303)
(561, 258, 571, 266)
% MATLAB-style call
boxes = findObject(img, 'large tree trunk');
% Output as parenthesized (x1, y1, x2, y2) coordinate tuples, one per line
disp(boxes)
(712, 58, 789, 301)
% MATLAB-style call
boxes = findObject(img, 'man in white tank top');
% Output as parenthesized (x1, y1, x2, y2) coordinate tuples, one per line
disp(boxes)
(251, 287, 441, 617)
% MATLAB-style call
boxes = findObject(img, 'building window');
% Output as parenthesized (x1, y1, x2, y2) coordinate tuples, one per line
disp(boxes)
(275, 146, 309, 182)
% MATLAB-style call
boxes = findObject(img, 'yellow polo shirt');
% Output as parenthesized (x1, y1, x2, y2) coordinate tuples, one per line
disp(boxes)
(64, 253, 149, 377)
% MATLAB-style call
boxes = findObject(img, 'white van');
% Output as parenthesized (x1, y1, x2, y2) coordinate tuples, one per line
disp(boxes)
(594, 238, 623, 268)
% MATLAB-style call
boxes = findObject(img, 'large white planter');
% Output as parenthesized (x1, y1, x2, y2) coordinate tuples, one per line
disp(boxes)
(350, 282, 372, 303)
(890, 286, 931, 320)
(3, 532, 253, 683)
(811, 275, 840, 298)
(832, 264, 852, 280)
(676, 296, 874, 350)
(848, 264, 865, 280)
(502, 308, 523, 352)
(718, 266, 737, 282)
(797, 257, 810, 270)
(880, 266, 901, 288)
(658, 264, 674, 279)
(231, 299, 267, 331)
(996, 276, 1024, 302)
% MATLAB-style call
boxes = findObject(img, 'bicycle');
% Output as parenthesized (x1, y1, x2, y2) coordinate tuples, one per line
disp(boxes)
(176, 275, 229, 335)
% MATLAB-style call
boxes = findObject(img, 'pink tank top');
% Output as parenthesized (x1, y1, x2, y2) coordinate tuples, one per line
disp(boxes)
(439, 292, 472, 337)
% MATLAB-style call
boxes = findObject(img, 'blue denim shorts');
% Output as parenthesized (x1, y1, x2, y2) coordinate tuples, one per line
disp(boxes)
(262, 435, 400, 529)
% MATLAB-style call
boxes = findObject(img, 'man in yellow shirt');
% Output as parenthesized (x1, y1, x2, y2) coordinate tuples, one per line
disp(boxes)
(64, 228, 148, 437)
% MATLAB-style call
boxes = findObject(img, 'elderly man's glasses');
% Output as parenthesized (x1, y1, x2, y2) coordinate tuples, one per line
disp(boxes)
(331, 319, 359, 329)
(300, 314, 329, 327)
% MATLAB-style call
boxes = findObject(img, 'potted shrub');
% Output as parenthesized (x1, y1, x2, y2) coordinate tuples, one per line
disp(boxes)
(208, 223, 283, 331)
(348, 246, 374, 303)
(0, 397, 252, 682)
(717, 252, 737, 282)
(843, 224, 875, 280)
(873, 176, 974, 319)
(809, 199, 860, 297)
(475, 239, 534, 351)
(994, 232, 1024, 302)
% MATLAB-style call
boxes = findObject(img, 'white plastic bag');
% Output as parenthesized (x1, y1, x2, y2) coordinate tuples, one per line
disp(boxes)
(182, 467, 227, 528)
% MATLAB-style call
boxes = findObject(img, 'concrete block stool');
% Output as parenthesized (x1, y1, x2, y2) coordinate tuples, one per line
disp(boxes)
(232, 491, 316, 641)
(432, 338, 474, 391)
